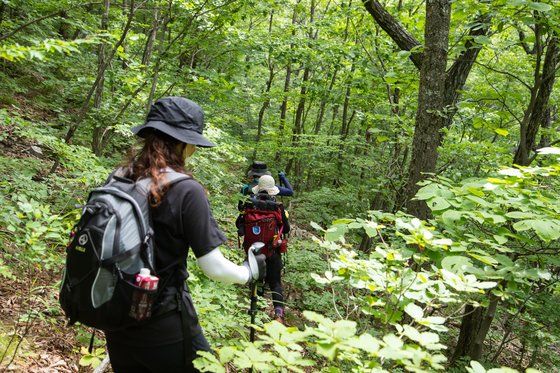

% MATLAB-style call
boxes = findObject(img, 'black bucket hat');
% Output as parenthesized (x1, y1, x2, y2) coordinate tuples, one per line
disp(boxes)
(247, 161, 271, 177)
(131, 96, 216, 148)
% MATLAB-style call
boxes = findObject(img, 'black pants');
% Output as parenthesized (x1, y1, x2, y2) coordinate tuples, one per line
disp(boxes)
(106, 331, 211, 373)
(265, 250, 284, 310)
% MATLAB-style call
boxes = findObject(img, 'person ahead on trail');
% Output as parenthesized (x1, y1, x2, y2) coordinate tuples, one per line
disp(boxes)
(104, 96, 266, 373)
(241, 161, 294, 197)
(236, 174, 290, 323)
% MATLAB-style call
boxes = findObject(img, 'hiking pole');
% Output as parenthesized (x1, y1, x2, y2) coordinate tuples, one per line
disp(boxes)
(248, 242, 265, 343)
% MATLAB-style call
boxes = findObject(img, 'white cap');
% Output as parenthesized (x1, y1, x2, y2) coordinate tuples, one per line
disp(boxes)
(139, 268, 150, 276)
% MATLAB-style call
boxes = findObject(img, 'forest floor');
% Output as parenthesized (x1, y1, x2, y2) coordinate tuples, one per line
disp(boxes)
(0, 261, 81, 372)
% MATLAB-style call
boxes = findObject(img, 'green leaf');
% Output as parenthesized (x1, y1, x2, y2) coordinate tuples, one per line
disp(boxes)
(347, 333, 380, 353)
(316, 342, 338, 360)
(513, 219, 560, 241)
(493, 235, 508, 245)
(468, 252, 498, 266)
(404, 303, 423, 320)
(441, 210, 463, 225)
(310, 221, 325, 232)
(325, 224, 348, 242)
(333, 320, 357, 339)
(441, 256, 472, 272)
(382, 334, 403, 349)
(474, 35, 491, 45)
(494, 128, 509, 136)
(427, 197, 451, 211)
(468, 360, 486, 373)
(465, 195, 492, 207)
(527, 2, 552, 11)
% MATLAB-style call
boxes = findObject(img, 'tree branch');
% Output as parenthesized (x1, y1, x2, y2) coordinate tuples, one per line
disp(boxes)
(362, 0, 423, 69)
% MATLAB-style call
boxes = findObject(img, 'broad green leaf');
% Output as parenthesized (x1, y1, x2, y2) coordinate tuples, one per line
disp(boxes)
(505, 211, 536, 219)
(513, 220, 560, 241)
(316, 343, 337, 360)
(441, 210, 463, 225)
(347, 333, 380, 353)
(441, 256, 472, 272)
(465, 195, 492, 207)
(494, 128, 508, 136)
(468, 360, 486, 373)
(468, 252, 498, 266)
(527, 2, 552, 11)
(333, 320, 357, 339)
(310, 221, 325, 232)
(404, 303, 424, 320)
(382, 334, 403, 349)
(493, 235, 508, 244)
(427, 197, 451, 211)
(474, 35, 491, 45)
(325, 224, 347, 242)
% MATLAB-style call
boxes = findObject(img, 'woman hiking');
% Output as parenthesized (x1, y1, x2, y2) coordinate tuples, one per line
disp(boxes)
(104, 96, 266, 373)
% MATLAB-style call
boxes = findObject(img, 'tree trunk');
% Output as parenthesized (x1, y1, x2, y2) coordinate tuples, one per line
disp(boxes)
(513, 35, 559, 166)
(252, 12, 276, 161)
(363, 1, 490, 214)
(400, 0, 450, 219)
(274, 5, 298, 165)
(92, 0, 110, 156)
(141, 3, 160, 66)
(287, 0, 315, 182)
(146, 10, 169, 113)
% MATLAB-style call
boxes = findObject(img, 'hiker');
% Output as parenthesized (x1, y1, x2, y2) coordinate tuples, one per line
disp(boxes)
(241, 161, 294, 197)
(103, 96, 266, 373)
(236, 174, 290, 323)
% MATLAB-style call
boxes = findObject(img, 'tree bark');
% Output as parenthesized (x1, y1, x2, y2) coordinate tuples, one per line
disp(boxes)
(400, 0, 450, 219)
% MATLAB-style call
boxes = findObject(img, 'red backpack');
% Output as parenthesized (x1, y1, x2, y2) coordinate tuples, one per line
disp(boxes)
(237, 198, 287, 257)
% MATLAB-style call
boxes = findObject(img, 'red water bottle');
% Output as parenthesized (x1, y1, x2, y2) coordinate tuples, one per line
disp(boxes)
(129, 268, 159, 320)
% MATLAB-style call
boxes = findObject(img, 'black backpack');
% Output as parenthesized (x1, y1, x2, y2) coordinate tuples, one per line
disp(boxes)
(59, 168, 189, 331)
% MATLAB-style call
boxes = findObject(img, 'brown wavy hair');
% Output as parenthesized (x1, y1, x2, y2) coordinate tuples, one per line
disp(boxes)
(127, 130, 190, 207)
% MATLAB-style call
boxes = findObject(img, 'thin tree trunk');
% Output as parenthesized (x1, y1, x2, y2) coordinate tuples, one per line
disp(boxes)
(274, 5, 298, 165)
(513, 35, 559, 166)
(92, 0, 110, 156)
(287, 0, 315, 181)
(252, 11, 276, 161)
(142, 3, 160, 66)
(146, 9, 169, 112)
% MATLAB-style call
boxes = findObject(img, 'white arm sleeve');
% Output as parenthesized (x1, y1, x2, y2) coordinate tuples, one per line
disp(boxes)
(197, 248, 250, 284)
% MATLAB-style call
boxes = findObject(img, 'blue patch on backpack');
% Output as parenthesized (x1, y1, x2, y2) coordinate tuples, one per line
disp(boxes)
(252, 226, 261, 235)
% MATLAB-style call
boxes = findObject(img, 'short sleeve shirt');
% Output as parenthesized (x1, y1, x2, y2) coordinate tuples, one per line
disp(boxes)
(151, 178, 226, 284)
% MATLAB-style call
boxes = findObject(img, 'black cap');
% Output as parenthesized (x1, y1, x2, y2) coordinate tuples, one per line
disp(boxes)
(247, 161, 271, 177)
(131, 96, 216, 148)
